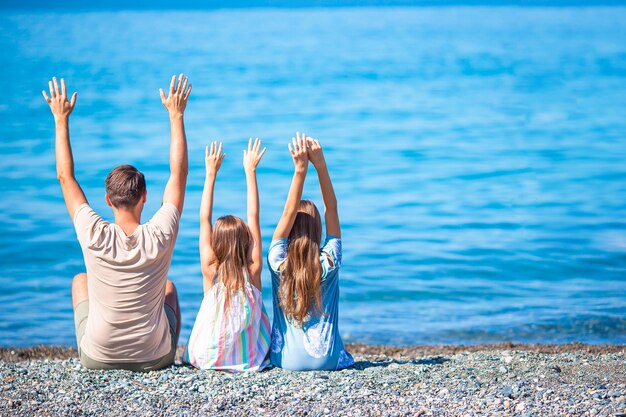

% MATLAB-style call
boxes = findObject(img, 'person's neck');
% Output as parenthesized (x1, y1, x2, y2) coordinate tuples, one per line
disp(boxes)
(113, 207, 142, 237)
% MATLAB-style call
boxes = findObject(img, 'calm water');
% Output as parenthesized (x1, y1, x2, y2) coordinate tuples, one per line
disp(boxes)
(0, 7, 625, 347)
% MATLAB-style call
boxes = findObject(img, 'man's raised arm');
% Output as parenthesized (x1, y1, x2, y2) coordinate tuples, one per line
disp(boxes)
(160, 74, 192, 214)
(42, 77, 87, 219)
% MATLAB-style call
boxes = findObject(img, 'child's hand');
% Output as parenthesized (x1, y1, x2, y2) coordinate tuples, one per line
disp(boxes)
(42, 77, 77, 121)
(159, 73, 192, 116)
(306, 137, 326, 168)
(243, 137, 267, 174)
(289, 132, 309, 173)
(206, 141, 225, 178)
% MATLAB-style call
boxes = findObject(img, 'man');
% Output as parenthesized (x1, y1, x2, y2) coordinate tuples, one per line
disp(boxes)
(42, 74, 191, 371)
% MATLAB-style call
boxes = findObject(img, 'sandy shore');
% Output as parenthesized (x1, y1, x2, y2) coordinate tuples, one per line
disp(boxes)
(1, 344, 624, 416)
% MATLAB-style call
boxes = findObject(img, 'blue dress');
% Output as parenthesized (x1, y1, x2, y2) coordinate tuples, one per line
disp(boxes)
(268, 236, 354, 371)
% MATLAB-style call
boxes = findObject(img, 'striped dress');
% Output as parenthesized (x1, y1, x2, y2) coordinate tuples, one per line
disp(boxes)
(183, 276, 271, 372)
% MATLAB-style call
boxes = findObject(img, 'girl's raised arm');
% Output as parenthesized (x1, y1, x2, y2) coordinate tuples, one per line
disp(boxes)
(200, 141, 225, 290)
(243, 138, 267, 290)
(272, 132, 310, 240)
(308, 138, 340, 238)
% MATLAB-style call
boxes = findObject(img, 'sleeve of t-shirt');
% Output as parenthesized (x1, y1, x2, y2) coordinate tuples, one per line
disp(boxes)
(73, 203, 105, 248)
(321, 235, 342, 280)
(267, 238, 288, 274)
(148, 203, 181, 244)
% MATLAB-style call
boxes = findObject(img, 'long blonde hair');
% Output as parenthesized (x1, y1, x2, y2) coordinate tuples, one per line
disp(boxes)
(279, 200, 323, 327)
(211, 215, 253, 301)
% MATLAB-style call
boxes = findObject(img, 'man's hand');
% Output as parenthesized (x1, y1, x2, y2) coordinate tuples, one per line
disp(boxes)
(43, 77, 87, 218)
(206, 141, 225, 178)
(159, 73, 192, 116)
(42, 77, 77, 121)
(161, 73, 191, 214)
(306, 137, 326, 169)
(289, 132, 309, 173)
(243, 138, 267, 174)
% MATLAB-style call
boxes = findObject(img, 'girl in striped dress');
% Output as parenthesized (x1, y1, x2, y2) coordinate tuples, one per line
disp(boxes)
(184, 139, 271, 371)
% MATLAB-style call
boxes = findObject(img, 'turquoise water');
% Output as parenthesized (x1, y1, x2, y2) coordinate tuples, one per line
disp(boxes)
(0, 7, 625, 347)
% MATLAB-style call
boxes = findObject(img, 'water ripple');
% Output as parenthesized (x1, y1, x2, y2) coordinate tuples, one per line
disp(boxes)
(1, 7, 625, 346)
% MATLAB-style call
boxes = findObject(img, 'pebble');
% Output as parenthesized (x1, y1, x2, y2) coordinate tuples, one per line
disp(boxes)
(500, 385, 513, 398)
(0, 348, 623, 416)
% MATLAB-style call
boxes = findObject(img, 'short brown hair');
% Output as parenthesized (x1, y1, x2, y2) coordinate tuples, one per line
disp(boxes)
(105, 164, 146, 208)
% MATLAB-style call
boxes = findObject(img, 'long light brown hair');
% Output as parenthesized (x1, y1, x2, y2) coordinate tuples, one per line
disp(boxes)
(279, 200, 323, 327)
(211, 215, 253, 301)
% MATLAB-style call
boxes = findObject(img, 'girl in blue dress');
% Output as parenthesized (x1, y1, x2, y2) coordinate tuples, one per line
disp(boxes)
(268, 132, 354, 371)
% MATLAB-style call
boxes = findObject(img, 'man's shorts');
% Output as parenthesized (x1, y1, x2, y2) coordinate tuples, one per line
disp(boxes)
(73, 300, 178, 372)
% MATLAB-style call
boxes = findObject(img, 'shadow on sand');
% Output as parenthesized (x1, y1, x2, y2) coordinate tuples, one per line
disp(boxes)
(350, 356, 450, 370)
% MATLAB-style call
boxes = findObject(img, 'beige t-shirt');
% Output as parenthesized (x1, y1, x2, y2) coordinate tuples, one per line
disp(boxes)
(73, 203, 180, 363)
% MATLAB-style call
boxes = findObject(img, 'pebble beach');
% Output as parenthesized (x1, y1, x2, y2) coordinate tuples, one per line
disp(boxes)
(1, 343, 624, 417)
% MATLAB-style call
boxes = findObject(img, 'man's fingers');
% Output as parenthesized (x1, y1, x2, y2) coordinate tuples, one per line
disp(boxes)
(210, 141, 215, 155)
(206, 145, 209, 159)
(42, 90, 51, 102)
(181, 77, 188, 94)
(49, 81, 55, 98)
(176, 73, 183, 93)
(288, 143, 294, 155)
(159, 88, 166, 102)
(184, 84, 192, 99)
(254, 138, 261, 153)
(217, 142, 223, 157)
(169, 75, 176, 95)
(248, 137, 252, 152)
(70, 92, 77, 107)
(60, 78, 66, 96)
(53, 77, 60, 96)
(292, 137, 298, 152)
(259, 147, 267, 159)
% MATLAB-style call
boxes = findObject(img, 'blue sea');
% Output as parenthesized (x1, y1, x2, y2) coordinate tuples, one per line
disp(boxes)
(0, 6, 625, 347)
